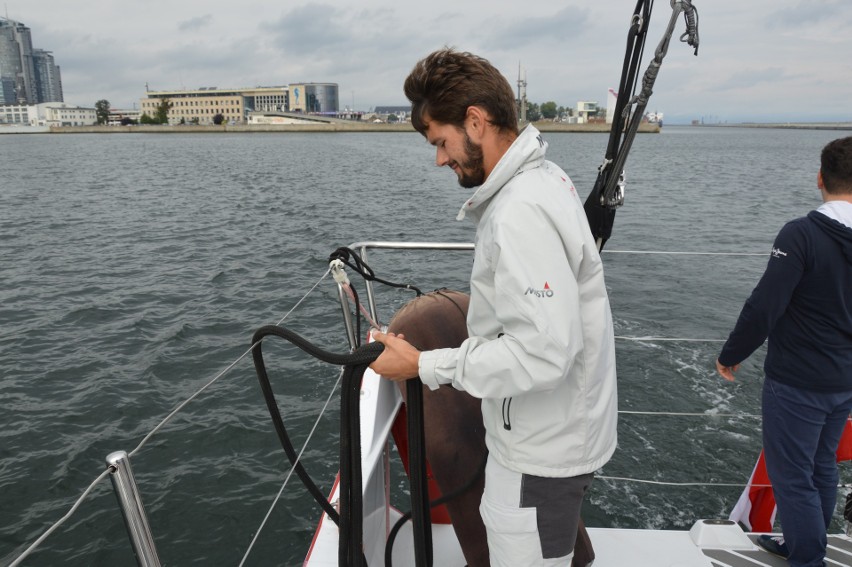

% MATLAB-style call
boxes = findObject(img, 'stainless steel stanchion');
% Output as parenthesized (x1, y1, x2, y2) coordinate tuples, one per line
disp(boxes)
(106, 451, 162, 567)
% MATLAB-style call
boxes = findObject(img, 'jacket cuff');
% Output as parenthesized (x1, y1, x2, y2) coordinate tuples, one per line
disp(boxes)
(418, 350, 444, 391)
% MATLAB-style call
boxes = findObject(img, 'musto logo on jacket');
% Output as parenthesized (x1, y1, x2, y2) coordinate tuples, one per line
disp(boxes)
(525, 282, 554, 298)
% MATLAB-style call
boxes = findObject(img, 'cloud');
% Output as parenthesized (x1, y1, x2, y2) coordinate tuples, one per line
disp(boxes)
(261, 4, 357, 53)
(178, 15, 214, 32)
(710, 66, 789, 91)
(765, 0, 849, 29)
(257, 3, 424, 90)
(483, 5, 591, 51)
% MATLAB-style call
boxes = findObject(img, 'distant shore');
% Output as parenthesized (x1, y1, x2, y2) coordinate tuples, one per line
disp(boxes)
(693, 122, 852, 131)
(0, 121, 660, 135)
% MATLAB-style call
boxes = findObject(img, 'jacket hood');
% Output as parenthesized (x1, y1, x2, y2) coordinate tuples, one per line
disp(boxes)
(809, 209, 852, 262)
(456, 124, 547, 221)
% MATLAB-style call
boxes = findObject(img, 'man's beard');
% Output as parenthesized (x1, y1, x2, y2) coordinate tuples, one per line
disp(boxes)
(457, 131, 486, 188)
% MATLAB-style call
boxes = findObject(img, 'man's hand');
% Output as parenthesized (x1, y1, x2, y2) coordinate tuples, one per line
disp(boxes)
(369, 330, 421, 382)
(716, 358, 740, 382)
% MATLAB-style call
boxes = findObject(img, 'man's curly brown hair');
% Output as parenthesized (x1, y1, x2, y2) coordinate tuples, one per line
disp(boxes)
(404, 48, 519, 136)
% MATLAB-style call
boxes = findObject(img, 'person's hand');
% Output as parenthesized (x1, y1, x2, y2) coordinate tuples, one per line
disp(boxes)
(369, 330, 421, 382)
(716, 359, 740, 382)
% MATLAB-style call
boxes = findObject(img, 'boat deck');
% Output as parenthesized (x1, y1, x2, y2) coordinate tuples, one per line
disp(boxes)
(590, 525, 852, 566)
(306, 506, 852, 566)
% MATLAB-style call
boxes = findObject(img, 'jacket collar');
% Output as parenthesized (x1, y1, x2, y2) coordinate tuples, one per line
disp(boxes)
(456, 124, 547, 221)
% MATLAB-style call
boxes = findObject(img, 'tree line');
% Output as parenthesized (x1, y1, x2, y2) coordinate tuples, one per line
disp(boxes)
(524, 101, 580, 122)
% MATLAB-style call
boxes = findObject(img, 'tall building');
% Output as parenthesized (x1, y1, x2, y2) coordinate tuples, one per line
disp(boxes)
(0, 17, 63, 104)
(32, 49, 63, 103)
(288, 83, 338, 113)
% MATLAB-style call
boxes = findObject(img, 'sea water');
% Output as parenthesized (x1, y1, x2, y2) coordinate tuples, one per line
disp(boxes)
(1, 126, 850, 565)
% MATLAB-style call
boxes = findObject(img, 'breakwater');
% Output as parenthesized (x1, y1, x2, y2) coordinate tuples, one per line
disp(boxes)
(697, 122, 852, 131)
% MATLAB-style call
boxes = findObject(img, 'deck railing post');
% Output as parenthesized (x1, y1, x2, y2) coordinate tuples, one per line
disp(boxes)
(106, 451, 162, 567)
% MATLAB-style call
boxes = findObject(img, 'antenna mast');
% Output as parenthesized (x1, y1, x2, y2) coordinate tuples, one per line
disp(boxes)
(517, 62, 527, 123)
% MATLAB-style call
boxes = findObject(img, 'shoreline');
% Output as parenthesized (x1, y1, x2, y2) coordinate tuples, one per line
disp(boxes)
(0, 121, 661, 135)
(692, 122, 852, 131)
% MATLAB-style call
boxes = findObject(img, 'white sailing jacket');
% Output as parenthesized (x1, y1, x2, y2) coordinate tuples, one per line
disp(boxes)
(418, 125, 618, 478)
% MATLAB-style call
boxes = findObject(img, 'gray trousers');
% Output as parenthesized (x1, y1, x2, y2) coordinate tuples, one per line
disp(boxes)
(479, 456, 593, 566)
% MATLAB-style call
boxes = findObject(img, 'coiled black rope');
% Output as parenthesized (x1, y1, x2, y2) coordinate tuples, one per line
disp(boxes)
(251, 325, 384, 567)
(253, 263, 472, 565)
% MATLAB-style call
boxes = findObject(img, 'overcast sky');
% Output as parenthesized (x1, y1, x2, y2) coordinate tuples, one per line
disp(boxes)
(9, 0, 852, 124)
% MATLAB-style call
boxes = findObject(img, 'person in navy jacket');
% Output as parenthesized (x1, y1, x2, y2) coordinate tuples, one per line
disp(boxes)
(717, 136, 852, 567)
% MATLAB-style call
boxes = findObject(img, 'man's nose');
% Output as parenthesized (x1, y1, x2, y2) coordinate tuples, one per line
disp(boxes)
(435, 146, 449, 167)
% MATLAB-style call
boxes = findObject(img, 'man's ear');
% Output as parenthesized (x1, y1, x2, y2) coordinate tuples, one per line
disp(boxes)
(464, 106, 488, 140)
(817, 170, 825, 190)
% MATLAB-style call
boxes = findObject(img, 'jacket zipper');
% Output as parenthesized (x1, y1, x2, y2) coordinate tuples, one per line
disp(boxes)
(502, 398, 513, 430)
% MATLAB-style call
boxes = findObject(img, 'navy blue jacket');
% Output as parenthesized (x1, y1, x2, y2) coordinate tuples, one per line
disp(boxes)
(718, 210, 852, 392)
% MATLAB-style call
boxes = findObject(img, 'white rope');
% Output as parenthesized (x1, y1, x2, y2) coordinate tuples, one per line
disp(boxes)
(238, 366, 345, 567)
(598, 476, 849, 490)
(603, 249, 767, 256)
(8, 468, 112, 567)
(597, 475, 771, 488)
(615, 335, 725, 342)
(10, 269, 332, 566)
(129, 269, 331, 459)
(620, 410, 761, 418)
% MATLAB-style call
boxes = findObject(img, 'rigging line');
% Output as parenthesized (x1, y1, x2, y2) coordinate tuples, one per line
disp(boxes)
(130, 269, 331, 459)
(341, 281, 382, 331)
(603, 250, 767, 256)
(597, 476, 771, 488)
(8, 469, 112, 567)
(600, 477, 852, 490)
(615, 336, 724, 342)
(620, 410, 761, 418)
(238, 365, 345, 567)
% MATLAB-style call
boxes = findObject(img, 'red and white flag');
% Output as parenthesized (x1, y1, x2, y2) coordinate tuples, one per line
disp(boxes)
(730, 417, 852, 531)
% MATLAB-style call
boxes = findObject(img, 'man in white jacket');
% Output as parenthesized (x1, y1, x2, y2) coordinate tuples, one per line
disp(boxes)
(371, 49, 618, 567)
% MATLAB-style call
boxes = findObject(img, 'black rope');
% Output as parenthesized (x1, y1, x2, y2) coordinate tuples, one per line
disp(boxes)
(406, 380, 433, 567)
(385, 451, 488, 567)
(250, 325, 384, 567)
(432, 288, 467, 323)
(329, 247, 424, 297)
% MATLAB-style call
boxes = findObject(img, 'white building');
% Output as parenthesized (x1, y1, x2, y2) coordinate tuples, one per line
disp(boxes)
(576, 100, 600, 124)
(30, 103, 96, 126)
(0, 103, 33, 124)
(107, 108, 141, 125)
